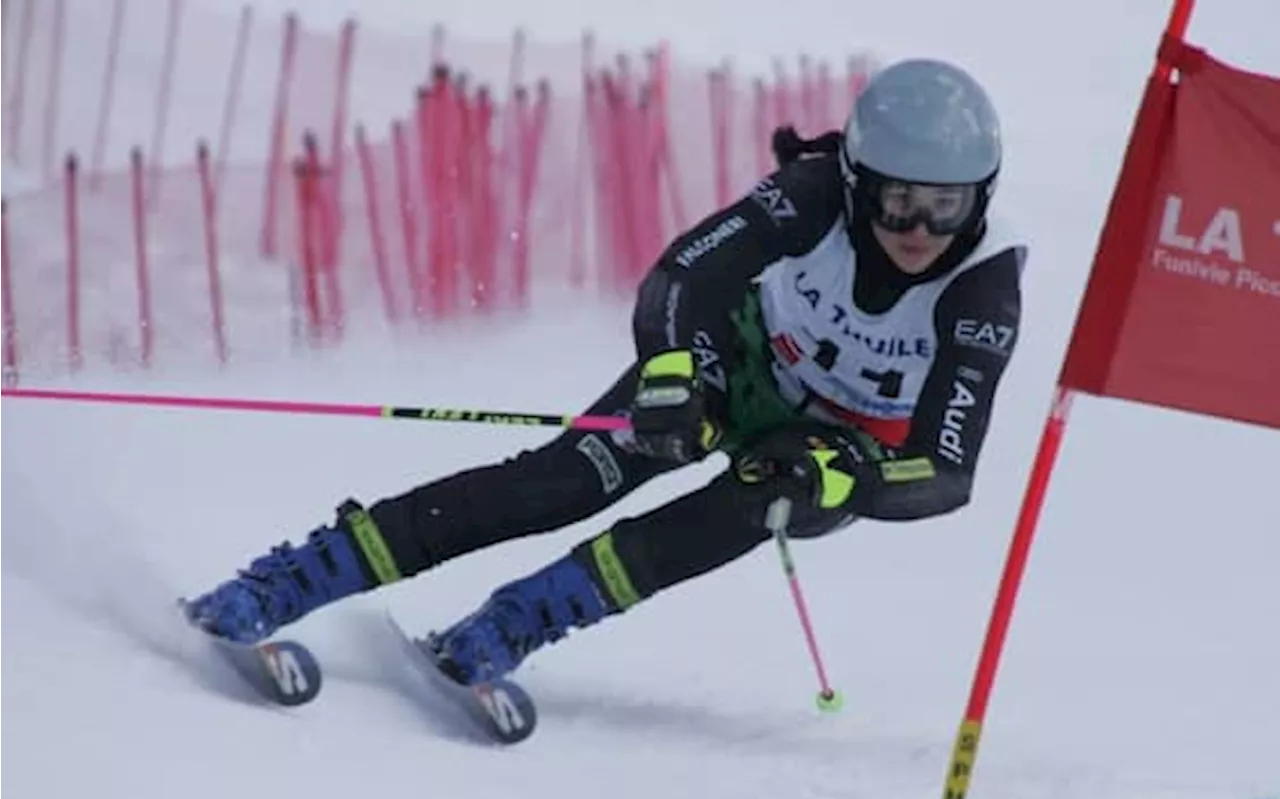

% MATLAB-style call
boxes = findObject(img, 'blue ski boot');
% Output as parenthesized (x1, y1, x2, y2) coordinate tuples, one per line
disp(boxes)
(433, 552, 615, 685)
(185, 501, 401, 644)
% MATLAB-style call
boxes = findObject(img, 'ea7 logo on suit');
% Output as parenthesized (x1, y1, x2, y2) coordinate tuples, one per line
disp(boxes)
(750, 178, 797, 224)
(954, 318, 1015, 356)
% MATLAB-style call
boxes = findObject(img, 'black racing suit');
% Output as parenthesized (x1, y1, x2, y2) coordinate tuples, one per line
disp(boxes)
(356, 150, 1025, 613)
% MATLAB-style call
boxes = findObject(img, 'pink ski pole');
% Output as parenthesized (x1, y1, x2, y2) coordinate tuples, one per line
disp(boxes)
(765, 497, 844, 712)
(0, 387, 631, 432)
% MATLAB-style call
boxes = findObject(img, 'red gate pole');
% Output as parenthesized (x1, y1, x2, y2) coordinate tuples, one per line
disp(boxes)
(937, 1, 1196, 796)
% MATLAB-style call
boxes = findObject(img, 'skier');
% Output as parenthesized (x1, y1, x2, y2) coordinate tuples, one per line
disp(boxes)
(186, 58, 1025, 686)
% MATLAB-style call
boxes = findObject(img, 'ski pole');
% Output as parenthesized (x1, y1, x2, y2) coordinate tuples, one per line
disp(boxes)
(765, 497, 844, 713)
(0, 387, 631, 432)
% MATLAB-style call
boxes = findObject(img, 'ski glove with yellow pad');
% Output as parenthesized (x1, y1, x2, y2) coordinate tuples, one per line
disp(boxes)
(732, 424, 936, 521)
(629, 349, 723, 464)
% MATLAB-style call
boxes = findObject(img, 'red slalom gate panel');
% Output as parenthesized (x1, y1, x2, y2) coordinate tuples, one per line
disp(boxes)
(1061, 42, 1280, 430)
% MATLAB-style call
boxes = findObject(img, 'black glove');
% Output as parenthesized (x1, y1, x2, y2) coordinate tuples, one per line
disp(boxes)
(732, 425, 878, 512)
(629, 349, 722, 463)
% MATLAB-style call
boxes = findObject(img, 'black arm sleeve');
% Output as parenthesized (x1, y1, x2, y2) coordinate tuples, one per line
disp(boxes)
(853, 245, 1025, 521)
(631, 155, 843, 360)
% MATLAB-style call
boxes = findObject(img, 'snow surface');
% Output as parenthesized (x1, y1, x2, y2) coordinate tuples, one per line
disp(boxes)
(3, 1, 1279, 798)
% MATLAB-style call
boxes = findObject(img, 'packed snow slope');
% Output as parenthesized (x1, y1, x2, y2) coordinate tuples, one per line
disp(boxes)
(3, 1, 1278, 798)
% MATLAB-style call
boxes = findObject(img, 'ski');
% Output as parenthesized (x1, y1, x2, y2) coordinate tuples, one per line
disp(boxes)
(179, 602, 323, 707)
(384, 610, 537, 745)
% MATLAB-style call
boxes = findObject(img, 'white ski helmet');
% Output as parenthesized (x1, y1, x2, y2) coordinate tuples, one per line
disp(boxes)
(839, 58, 1001, 235)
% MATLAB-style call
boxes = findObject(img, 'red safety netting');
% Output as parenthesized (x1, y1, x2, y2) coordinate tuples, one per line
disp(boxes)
(1, 0, 874, 381)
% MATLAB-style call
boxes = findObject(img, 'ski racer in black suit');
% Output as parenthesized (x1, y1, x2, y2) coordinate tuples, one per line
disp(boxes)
(186, 57, 1025, 686)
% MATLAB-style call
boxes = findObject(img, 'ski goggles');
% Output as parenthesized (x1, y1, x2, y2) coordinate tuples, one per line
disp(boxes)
(841, 160, 983, 236)
(867, 180, 979, 236)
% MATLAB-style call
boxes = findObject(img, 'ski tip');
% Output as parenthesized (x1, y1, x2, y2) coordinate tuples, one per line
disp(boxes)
(384, 606, 539, 745)
(472, 680, 539, 745)
(177, 599, 323, 707)
(257, 641, 324, 706)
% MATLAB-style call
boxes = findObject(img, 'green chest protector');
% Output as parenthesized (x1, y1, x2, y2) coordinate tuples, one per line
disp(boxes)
(718, 287, 814, 453)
